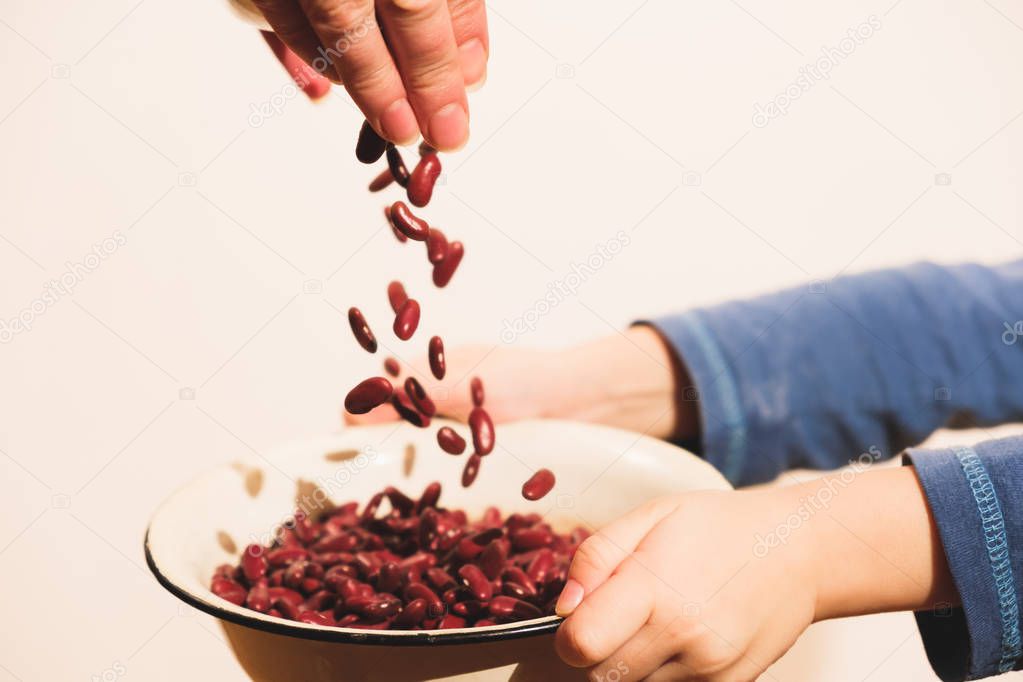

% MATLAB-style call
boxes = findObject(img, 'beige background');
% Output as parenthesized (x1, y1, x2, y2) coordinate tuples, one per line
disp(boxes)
(0, 0, 1021, 679)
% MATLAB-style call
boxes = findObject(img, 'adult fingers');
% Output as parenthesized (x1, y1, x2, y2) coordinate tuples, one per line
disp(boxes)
(375, 0, 468, 150)
(261, 31, 332, 99)
(252, 0, 340, 81)
(555, 560, 654, 668)
(555, 498, 679, 616)
(446, 0, 488, 88)
(297, 0, 420, 144)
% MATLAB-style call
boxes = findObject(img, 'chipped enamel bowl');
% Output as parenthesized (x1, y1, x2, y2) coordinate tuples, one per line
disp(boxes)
(145, 419, 731, 681)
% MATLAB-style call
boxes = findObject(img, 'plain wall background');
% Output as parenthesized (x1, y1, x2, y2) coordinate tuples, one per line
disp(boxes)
(0, 0, 1020, 679)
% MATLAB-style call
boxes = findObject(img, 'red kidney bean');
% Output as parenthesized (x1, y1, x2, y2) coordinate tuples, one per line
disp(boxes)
(418, 142, 436, 156)
(468, 407, 495, 456)
(425, 567, 457, 592)
(344, 377, 393, 415)
(267, 587, 304, 610)
(385, 144, 410, 187)
(298, 610, 336, 626)
(458, 564, 493, 602)
(432, 241, 464, 287)
(347, 307, 378, 353)
(386, 281, 408, 314)
(404, 583, 445, 617)
(511, 528, 553, 551)
(389, 201, 429, 241)
(266, 546, 309, 567)
(393, 299, 421, 340)
(376, 562, 403, 593)
(384, 205, 408, 243)
(475, 618, 497, 627)
(383, 357, 400, 377)
(241, 544, 268, 582)
(427, 335, 446, 380)
(470, 377, 485, 407)
(313, 533, 360, 553)
(407, 153, 442, 207)
(426, 228, 448, 265)
(461, 453, 482, 487)
(336, 613, 360, 627)
(478, 539, 508, 580)
(391, 392, 431, 428)
(211, 577, 247, 606)
(452, 600, 487, 618)
(368, 168, 394, 192)
(501, 581, 533, 601)
(436, 426, 466, 455)
(439, 614, 467, 629)
(415, 482, 442, 513)
(304, 590, 336, 612)
(356, 121, 387, 164)
(246, 583, 271, 612)
(273, 597, 302, 620)
(393, 597, 428, 626)
(404, 377, 436, 416)
(470, 527, 503, 545)
(489, 596, 542, 620)
(384, 486, 416, 515)
(521, 469, 556, 501)
(526, 549, 555, 584)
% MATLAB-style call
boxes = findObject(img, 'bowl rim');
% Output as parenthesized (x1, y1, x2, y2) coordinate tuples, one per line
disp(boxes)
(144, 529, 561, 645)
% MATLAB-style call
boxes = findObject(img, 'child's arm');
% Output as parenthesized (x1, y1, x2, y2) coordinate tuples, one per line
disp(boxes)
(555, 436, 1023, 680)
(644, 259, 1023, 485)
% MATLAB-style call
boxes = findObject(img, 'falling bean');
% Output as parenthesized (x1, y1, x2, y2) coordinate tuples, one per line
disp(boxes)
(461, 453, 482, 487)
(469, 407, 495, 455)
(522, 469, 556, 501)
(387, 280, 408, 313)
(393, 299, 421, 340)
(368, 168, 394, 192)
(470, 377, 484, 407)
(404, 377, 436, 417)
(432, 241, 464, 287)
(428, 335, 445, 380)
(407, 153, 442, 207)
(436, 426, 466, 455)
(348, 307, 378, 353)
(426, 227, 448, 264)
(383, 357, 400, 377)
(344, 377, 393, 415)
(384, 205, 407, 243)
(391, 392, 430, 428)
(389, 201, 429, 241)
(356, 121, 387, 164)
(385, 144, 410, 186)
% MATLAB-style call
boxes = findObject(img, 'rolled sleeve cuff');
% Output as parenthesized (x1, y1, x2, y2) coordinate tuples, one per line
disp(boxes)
(905, 443, 1022, 680)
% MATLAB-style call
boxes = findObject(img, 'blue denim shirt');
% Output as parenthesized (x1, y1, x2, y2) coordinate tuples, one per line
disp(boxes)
(649, 259, 1023, 681)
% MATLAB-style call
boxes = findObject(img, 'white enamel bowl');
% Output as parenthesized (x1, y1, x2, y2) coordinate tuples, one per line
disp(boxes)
(145, 419, 730, 681)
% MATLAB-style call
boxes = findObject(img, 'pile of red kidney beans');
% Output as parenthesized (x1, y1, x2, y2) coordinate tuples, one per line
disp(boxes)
(211, 482, 588, 629)
(210, 125, 569, 630)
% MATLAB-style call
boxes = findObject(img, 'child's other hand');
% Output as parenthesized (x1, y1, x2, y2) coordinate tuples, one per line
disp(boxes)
(554, 490, 818, 681)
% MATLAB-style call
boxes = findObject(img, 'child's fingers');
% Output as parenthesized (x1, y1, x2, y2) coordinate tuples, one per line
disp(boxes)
(261, 31, 332, 99)
(555, 560, 654, 668)
(591, 622, 680, 682)
(556, 498, 679, 616)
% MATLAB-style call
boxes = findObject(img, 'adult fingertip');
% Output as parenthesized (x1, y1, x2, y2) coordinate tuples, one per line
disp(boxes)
(427, 102, 469, 151)
(380, 99, 420, 146)
(458, 38, 487, 89)
(555, 578, 584, 617)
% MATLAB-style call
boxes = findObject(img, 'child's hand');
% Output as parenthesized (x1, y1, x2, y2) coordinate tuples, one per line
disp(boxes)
(554, 468, 959, 680)
(553, 490, 819, 681)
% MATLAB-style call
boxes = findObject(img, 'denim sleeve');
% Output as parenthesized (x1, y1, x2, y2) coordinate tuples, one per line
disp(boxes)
(644, 259, 1023, 486)
(905, 436, 1023, 681)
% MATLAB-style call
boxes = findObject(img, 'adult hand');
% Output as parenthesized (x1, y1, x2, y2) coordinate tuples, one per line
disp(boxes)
(253, 0, 488, 150)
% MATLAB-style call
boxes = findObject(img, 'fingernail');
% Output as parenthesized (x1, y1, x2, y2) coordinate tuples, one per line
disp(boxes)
(459, 39, 487, 90)
(428, 102, 469, 151)
(380, 99, 420, 146)
(555, 579, 584, 617)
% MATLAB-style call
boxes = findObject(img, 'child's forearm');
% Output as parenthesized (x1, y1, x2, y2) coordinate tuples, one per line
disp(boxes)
(798, 466, 958, 621)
